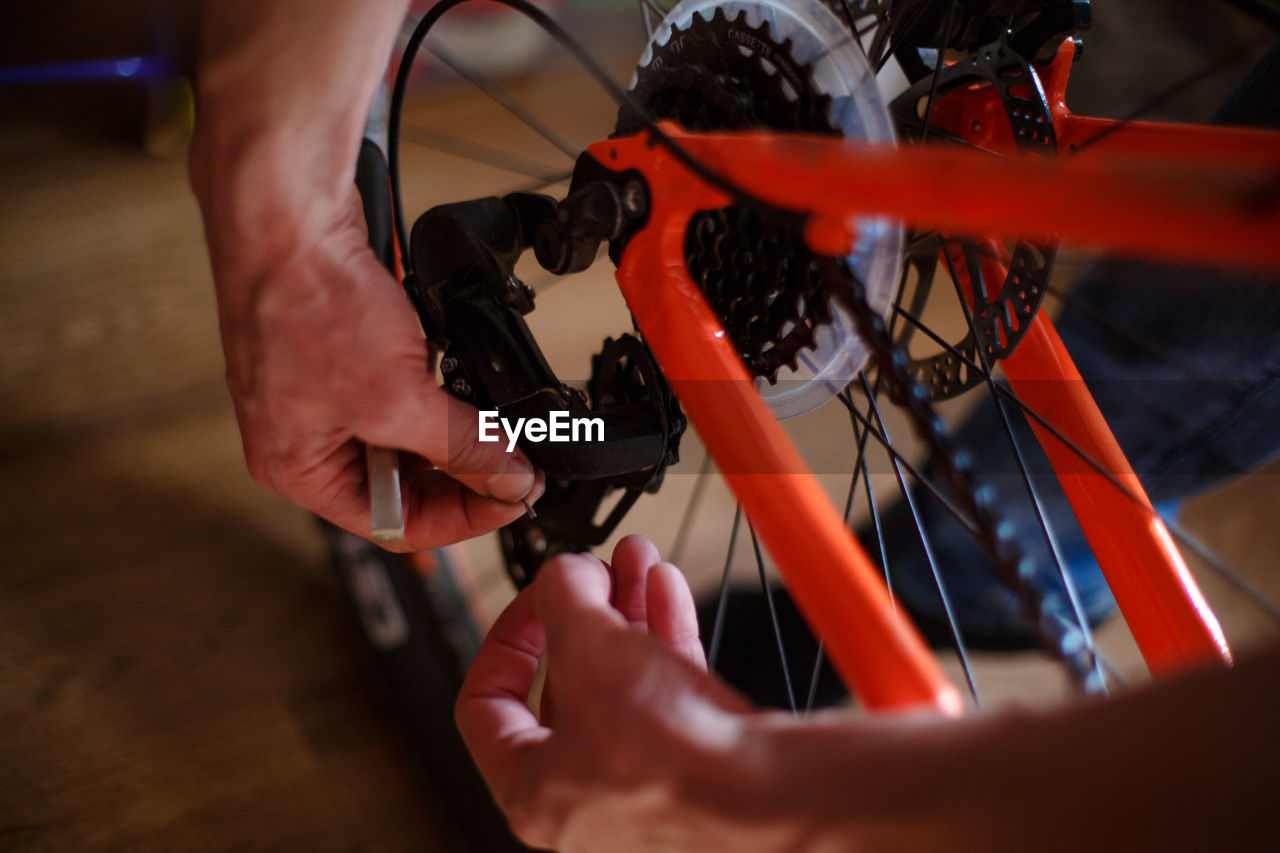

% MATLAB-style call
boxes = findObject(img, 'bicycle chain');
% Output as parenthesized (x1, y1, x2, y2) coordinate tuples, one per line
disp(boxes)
(825, 256, 1104, 690)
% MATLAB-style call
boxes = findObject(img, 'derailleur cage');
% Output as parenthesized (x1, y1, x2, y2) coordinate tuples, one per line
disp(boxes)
(402, 155, 682, 583)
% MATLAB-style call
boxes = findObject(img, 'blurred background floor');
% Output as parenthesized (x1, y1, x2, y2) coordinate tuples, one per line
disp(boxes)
(2, 1, 1278, 850)
(0, 92, 449, 853)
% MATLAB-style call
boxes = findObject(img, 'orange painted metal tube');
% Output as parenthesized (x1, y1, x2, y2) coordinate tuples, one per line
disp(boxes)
(606, 124, 1280, 272)
(935, 39, 1233, 671)
(1035, 38, 1280, 164)
(1001, 315, 1232, 672)
(591, 137, 963, 715)
(947, 240, 1233, 671)
(938, 38, 1280, 167)
(589, 102, 1266, 690)
(947, 240, 1232, 673)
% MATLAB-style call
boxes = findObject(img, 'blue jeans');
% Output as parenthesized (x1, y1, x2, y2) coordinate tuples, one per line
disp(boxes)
(879, 40, 1280, 640)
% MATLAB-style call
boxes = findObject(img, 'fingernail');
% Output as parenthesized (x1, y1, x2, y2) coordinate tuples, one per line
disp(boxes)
(484, 455, 535, 503)
(528, 473, 546, 503)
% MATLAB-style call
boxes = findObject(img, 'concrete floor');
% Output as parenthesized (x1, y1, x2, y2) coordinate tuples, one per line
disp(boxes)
(3, 4, 1279, 850)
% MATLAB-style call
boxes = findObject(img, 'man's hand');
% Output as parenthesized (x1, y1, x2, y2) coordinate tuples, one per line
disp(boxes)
(458, 538, 1280, 853)
(190, 0, 542, 549)
(456, 535, 775, 852)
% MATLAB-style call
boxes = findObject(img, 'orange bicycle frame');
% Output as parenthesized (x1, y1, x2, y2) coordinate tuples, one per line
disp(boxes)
(588, 49, 1278, 709)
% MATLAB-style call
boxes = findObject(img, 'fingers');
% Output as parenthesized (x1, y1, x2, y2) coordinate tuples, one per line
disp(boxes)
(610, 536, 704, 668)
(433, 391, 538, 503)
(332, 252, 538, 505)
(458, 550, 625, 798)
(289, 446, 543, 551)
(646, 561, 708, 671)
(456, 583, 551, 790)
(610, 535, 661, 628)
(398, 463, 545, 552)
(349, 364, 538, 505)
(534, 552, 624, 652)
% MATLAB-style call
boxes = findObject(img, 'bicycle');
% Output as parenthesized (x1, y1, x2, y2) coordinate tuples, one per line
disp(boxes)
(328, 0, 1280, 847)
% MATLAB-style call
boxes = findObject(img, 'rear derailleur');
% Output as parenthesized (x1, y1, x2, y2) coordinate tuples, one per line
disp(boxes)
(401, 155, 684, 586)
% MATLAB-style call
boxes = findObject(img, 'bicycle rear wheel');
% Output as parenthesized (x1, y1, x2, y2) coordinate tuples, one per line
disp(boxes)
(363, 0, 1280, 839)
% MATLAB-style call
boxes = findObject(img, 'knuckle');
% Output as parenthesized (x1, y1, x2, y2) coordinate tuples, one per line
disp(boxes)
(501, 791, 552, 848)
(535, 553, 609, 602)
(535, 553, 581, 587)
(242, 446, 281, 493)
(448, 423, 498, 474)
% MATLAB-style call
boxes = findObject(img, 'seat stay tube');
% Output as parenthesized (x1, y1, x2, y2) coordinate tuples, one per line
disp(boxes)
(600, 140, 963, 714)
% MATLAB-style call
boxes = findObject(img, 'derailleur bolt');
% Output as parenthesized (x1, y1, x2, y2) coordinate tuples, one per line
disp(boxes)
(622, 180, 647, 217)
(440, 356, 459, 374)
(451, 377, 471, 397)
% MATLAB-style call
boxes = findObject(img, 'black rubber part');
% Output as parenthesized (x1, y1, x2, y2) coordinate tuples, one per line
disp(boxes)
(356, 138, 397, 272)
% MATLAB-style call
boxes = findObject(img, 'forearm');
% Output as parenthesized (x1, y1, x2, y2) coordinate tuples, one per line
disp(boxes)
(733, 644, 1280, 851)
(191, 0, 410, 273)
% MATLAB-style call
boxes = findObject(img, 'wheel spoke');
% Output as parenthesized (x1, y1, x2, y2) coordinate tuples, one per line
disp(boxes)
(637, 0, 655, 38)
(858, 372, 983, 705)
(1069, 32, 1271, 157)
(1045, 282, 1233, 389)
(893, 297, 1278, 623)
(842, 386, 896, 610)
(873, 0, 935, 73)
(747, 520, 799, 713)
(426, 43, 579, 160)
(707, 505, 743, 671)
(1165, 523, 1280, 624)
(669, 453, 714, 566)
(399, 124, 569, 181)
(637, 0, 667, 25)
(917, 0, 958, 144)
(803, 639, 828, 712)
(940, 249, 1107, 690)
(829, 387, 986, 541)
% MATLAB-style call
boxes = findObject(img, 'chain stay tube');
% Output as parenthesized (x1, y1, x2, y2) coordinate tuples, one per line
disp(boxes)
(946, 242, 1232, 671)
(934, 38, 1232, 671)
(1002, 316, 1232, 671)
(590, 138, 963, 715)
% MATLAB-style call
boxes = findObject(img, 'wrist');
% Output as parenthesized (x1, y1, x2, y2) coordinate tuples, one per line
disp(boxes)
(189, 0, 410, 274)
(665, 709, 828, 852)
(731, 709, 972, 852)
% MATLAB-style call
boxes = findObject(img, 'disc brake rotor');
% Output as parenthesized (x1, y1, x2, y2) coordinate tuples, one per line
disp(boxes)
(620, 0, 904, 418)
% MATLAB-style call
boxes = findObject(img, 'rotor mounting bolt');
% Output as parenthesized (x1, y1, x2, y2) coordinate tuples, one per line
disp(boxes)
(440, 356, 459, 374)
(451, 377, 471, 397)
(622, 181, 647, 217)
